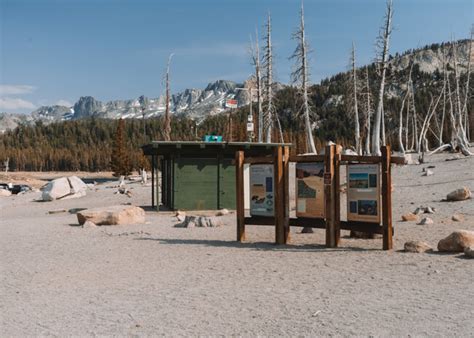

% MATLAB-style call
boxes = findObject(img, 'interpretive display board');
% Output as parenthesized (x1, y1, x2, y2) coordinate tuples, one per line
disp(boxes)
(295, 162, 325, 218)
(347, 164, 381, 223)
(250, 164, 274, 217)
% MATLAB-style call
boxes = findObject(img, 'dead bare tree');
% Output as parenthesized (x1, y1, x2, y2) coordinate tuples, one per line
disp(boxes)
(363, 66, 372, 154)
(371, 0, 393, 156)
(163, 53, 173, 141)
(462, 27, 473, 141)
(263, 13, 274, 143)
(349, 42, 361, 154)
(291, 3, 317, 154)
(250, 28, 264, 143)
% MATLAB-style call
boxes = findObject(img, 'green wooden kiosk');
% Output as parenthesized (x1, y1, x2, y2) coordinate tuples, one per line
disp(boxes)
(142, 141, 290, 211)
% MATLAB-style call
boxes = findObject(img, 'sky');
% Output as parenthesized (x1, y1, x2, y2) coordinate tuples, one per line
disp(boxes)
(0, 0, 472, 114)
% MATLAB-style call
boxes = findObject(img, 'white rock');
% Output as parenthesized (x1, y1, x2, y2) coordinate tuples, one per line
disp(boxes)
(42, 177, 72, 201)
(216, 208, 230, 216)
(176, 211, 186, 222)
(418, 217, 434, 225)
(423, 169, 434, 176)
(41, 176, 88, 201)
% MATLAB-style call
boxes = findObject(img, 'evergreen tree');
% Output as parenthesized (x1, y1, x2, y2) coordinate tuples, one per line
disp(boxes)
(111, 119, 131, 176)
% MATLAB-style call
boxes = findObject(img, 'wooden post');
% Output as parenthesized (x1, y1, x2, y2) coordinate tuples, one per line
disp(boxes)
(274, 146, 285, 245)
(324, 145, 336, 247)
(381, 146, 393, 250)
(236, 151, 245, 242)
(283, 146, 290, 243)
(334, 145, 341, 246)
(151, 155, 155, 210)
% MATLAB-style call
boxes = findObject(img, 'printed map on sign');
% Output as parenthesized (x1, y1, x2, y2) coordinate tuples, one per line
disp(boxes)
(347, 164, 381, 223)
(250, 164, 274, 217)
(296, 162, 325, 218)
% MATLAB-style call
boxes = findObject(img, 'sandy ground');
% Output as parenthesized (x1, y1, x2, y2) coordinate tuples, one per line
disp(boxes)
(1, 153, 473, 336)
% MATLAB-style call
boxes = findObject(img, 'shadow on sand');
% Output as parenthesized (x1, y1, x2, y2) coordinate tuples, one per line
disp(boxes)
(134, 237, 379, 252)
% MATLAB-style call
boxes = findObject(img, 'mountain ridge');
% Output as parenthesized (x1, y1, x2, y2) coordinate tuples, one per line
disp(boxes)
(0, 39, 471, 133)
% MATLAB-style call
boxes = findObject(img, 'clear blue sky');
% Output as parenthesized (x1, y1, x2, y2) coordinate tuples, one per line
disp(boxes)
(0, 0, 472, 113)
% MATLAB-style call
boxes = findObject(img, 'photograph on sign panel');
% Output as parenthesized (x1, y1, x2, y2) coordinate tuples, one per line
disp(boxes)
(296, 163, 325, 217)
(369, 174, 378, 188)
(357, 200, 378, 216)
(349, 173, 369, 189)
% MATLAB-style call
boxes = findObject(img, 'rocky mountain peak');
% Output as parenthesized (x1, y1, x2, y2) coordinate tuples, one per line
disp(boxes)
(73, 96, 103, 119)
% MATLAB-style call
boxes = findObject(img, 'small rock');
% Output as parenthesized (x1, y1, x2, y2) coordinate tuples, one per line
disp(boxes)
(48, 209, 67, 214)
(418, 217, 434, 225)
(424, 206, 436, 214)
(437, 230, 474, 252)
(402, 213, 419, 222)
(82, 220, 97, 228)
(176, 211, 186, 222)
(404, 241, 433, 253)
(423, 169, 434, 176)
(452, 214, 463, 222)
(464, 246, 474, 258)
(216, 208, 230, 216)
(301, 227, 314, 234)
(413, 208, 423, 215)
(446, 187, 471, 201)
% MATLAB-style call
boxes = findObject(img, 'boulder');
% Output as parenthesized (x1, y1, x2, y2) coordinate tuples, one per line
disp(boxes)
(402, 213, 418, 222)
(77, 205, 145, 225)
(418, 217, 434, 225)
(42, 177, 71, 201)
(42, 176, 88, 201)
(464, 246, 474, 258)
(0, 189, 12, 197)
(404, 241, 433, 253)
(437, 230, 474, 252)
(446, 187, 471, 202)
(452, 214, 464, 222)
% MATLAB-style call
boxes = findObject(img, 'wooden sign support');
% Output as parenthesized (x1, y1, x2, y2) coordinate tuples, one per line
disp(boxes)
(235, 144, 399, 250)
(236, 150, 245, 242)
(381, 146, 393, 250)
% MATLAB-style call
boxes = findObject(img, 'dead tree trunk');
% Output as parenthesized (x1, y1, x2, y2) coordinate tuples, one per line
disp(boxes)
(250, 28, 264, 143)
(291, 3, 317, 154)
(351, 42, 361, 154)
(364, 66, 372, 154)
(263, 13, 274, 143)
(371, 0, 393, 156)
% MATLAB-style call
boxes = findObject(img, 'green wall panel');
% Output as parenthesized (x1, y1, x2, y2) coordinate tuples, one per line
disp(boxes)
(174, 158, 218, 210)
(219, 159, 236, 209)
